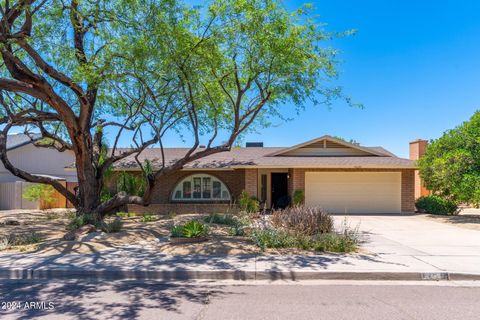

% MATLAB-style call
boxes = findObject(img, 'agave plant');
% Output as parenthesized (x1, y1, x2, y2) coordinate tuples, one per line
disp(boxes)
(170, 225, 184, 238)
(170, 221, 209, 238)
(182, 221, 208, 238)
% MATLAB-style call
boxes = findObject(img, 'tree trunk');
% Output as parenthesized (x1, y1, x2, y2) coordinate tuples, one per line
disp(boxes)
(71, 133, 104, 222)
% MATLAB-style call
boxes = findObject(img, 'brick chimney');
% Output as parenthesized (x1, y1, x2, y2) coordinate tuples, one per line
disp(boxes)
(409, 139, 430, 199)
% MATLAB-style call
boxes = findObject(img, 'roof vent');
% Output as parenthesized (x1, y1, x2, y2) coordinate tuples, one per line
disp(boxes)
(246, 142, 263, 147)
(198, 145, 206, 148)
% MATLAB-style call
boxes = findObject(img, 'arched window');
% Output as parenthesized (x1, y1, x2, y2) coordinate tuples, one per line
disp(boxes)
(171, 174, 231, 201)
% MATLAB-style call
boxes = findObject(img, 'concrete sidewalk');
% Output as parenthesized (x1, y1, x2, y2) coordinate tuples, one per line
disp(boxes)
(1, 214, 479, 282)
(0, 245, 479, 281)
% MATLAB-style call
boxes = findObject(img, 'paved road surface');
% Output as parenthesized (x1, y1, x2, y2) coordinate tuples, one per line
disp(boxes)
(1, 280, 480, 319)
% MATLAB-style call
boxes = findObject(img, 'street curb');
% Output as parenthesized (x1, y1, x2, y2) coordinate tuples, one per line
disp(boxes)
(1, 268, 479, 281)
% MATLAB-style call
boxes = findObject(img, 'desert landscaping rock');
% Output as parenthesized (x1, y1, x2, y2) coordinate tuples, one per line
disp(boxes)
(1, 219, 20, 226)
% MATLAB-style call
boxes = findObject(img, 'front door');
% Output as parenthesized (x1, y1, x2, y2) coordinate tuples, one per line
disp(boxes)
(271, 173, 289, 209)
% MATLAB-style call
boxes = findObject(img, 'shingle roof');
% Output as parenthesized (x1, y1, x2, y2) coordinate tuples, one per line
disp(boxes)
(6, 133, 42, 150)
(109, 145, 416, 170)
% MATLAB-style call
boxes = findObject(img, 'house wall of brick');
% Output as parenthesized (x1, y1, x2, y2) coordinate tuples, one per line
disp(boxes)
(409, 139, 431, 199)
(127, 203, 239, 215)
(288, 168, 416, 213)
(111, 169, 246, 214)
(115, 167, 416, 214)
(244, 169, 258, 198)
(148, 169, 246, 204)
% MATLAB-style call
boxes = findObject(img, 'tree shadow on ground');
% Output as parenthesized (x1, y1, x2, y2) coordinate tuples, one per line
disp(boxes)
(428, 214, 480, 226)
(0, 279, 236, 320)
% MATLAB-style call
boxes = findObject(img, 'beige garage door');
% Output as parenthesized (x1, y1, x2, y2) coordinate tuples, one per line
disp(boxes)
(305, 172, 401, 214)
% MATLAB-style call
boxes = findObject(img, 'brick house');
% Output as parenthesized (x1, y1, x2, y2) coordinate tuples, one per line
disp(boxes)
(118, 135, 422, 215)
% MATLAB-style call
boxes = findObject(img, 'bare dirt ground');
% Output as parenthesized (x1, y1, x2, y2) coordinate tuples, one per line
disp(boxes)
(425, 208, 480, 231)
(0, 210, 260, 255)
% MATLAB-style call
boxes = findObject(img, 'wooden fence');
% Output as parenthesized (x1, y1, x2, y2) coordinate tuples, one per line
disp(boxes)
(0, 181, 78, 210)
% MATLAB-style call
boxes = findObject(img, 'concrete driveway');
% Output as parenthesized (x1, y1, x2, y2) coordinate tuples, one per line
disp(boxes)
(334, 214, 480, 274)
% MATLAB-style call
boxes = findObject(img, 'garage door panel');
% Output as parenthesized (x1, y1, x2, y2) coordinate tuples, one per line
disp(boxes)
(305, 172, 401, 214)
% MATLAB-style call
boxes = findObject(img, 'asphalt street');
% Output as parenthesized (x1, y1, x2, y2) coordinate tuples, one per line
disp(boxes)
(0, 280, 479, 319)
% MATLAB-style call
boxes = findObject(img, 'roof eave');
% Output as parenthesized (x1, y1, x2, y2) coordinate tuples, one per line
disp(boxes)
(265, 135, 387, 157)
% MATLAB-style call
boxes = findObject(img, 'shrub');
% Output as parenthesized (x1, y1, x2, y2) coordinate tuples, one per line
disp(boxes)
(292, 190, 304, 206)
(250, 228, 358, 252)
(182, 221, 208, 238)
(228, 224, 245, 236)
(170, 225, 184, 237)
(141, 214, 158, 222)
(250, 228, 295, 250)
(239, 190, 260, 213)
(203, 213, 237, 226)
(100, 189, 112, 202)
(116, 211, 136, 218)
(271, 206, 333, 235)
(0, 232, 42, 250)
(415, 195, 458, 215)
(167, 211, 177, 219)
(170, 220, 208, 238)
(16, 231, 42, 245)
(22, 184, 56, 206)
(101, 218, 123, 233)
(311, 233, 358, 253)
(204, 213, 248, 236)
(66, 215, 91, 230)
(118, 171, 146, 196)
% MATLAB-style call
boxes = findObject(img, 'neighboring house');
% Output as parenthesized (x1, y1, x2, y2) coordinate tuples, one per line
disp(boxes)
(0, 133, 77, 183)
(0, 133, 77, 210)
(117, 135, 420, 215)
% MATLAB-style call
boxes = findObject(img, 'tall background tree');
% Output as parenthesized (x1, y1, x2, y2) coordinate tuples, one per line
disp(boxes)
(0, 0, 351, 220)
(418, 111, 480, 206)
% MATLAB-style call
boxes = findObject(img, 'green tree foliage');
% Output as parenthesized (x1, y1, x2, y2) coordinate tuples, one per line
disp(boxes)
(0, 0, 353, 217)
(418, 111, 480, 206)
(23, 184, 56, 205)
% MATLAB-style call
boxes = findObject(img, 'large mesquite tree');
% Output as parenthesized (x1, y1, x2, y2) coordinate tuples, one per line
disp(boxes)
(0, 0, 349, 220)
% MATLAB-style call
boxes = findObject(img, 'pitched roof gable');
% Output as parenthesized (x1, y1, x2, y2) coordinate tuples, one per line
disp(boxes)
(267, 135, 386, 157)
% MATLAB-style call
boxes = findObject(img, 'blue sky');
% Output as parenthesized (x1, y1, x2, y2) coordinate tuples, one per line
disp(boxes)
(262, 0, 480, 158)
(119, 0, 480, 158)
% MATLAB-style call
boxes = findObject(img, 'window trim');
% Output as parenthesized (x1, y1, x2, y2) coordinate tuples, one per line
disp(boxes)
(171, 173, 231, 202)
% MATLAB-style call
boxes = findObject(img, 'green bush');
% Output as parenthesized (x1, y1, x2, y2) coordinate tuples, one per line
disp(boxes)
(203, 213, 237, 226)
(22, 184, 55, 205)
(16, 231, 42, 245)
(170, 220, 208, 238)
(292, 190, 305, 206)
(239, 190, 260, 213)
(228, 225, 245, 236)
(116, 211, 136, 218)
(415, 195, 458, 215)
(182, 221, 208, 238)
(66, 214, 95, 230)
(204, 213, 248, 236)
(118, 171, 146, 196)
(140, 213, 159, 222)
(250, 228, 358, 253)
(271, 206, 333, 235)
(170, 225, 184, 237)
(101, 218, 123, 233)
(0, 232, 42, 250)
(100, 189, 113, 202)
(250, 228, 295, 250)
